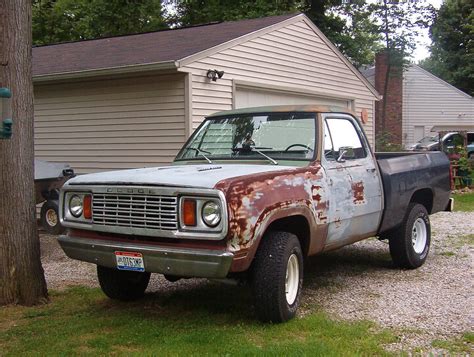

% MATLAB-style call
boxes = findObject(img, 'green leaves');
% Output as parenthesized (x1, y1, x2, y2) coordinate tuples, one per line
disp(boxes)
(33, 0, 167, 46)
(420, 0, 473, 96)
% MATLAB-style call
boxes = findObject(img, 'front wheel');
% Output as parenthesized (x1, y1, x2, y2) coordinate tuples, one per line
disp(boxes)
(389, 203, 431, 269)
(97, 265, 150, 301)
(251, 231, 303, 323)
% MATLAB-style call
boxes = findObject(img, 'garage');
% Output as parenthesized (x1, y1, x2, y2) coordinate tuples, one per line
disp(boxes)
(33, 13, 378, 174)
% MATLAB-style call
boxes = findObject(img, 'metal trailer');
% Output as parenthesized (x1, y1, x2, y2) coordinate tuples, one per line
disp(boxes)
(35, 160, 75, 234)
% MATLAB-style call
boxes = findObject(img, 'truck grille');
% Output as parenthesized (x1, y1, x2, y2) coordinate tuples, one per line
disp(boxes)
(92, 193, 178, 230)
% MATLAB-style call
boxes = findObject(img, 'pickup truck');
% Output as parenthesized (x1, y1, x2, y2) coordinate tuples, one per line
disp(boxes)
(58, 105, 451, 322)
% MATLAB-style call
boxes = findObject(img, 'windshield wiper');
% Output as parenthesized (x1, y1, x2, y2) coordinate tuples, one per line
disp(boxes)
(185, 147, 213, 164)
(252, 147, 278, 165)
(231, 146, 278, 165)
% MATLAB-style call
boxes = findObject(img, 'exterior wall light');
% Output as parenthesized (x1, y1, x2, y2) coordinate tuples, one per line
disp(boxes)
(206, 69, 224, 82)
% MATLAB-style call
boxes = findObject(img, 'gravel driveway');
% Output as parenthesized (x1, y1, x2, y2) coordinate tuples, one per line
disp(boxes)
(40, 211, 473, 352)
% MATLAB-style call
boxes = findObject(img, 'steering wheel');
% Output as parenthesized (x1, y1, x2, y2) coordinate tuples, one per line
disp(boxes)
(284, 144, 313, 151)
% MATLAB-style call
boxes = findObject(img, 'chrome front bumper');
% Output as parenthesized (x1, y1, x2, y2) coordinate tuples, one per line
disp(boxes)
(58, 235, 234, 278)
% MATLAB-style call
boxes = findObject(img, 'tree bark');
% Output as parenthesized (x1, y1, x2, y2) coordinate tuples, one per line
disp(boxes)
(0, 0, 48, 305)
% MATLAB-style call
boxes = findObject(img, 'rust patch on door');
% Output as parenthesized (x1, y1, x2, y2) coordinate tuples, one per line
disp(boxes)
(351, 181, 365, 204)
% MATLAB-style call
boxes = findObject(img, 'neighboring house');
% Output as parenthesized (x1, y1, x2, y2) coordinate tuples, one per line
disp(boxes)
(362, 53, 474, 146)
(33, 13, 379, 174)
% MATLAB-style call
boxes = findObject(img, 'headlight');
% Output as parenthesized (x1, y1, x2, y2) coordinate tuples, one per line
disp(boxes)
(69, 195, 83, 217)
(202, 201, 221, 227)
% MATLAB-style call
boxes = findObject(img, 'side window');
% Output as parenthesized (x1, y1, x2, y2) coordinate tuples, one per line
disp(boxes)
(325, 118, 366, 160)
(323, 120, 335, 160)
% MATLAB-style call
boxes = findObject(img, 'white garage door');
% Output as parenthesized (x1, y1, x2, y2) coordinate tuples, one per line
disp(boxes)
(235, 87, 351, 109)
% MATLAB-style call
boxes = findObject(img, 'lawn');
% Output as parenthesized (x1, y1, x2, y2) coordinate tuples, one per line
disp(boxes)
(452, 192, 474, 212)
(0, 286, 396, 356)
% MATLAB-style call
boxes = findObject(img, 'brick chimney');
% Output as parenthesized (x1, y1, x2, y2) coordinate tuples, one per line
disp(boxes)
(374, 51, 403, 145)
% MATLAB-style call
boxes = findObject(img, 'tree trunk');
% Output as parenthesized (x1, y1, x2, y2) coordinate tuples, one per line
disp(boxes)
(381, 0, 390, 134)
(381, 56, 391, 134)
(0, 0, 48, 305)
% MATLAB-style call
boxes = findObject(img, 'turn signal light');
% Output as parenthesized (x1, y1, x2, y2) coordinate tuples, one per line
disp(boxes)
(83, 195, 92, 219)
(182, 199, 197, 226)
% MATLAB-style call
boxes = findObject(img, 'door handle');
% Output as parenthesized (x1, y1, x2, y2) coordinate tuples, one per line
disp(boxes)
(366, 168, 376, 173)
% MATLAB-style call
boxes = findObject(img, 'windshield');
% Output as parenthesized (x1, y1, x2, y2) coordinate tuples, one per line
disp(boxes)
(175, 112, 316, 162)
(418, 135, 439, 144)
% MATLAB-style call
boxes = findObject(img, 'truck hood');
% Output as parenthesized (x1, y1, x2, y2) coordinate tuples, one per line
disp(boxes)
(67, 164, 295, 189)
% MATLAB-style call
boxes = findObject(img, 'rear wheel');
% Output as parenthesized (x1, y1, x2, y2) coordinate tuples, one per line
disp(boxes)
(97, 265, 150, 301)
(40, 200, 65, 235)
(388, 203, 431, 269)
(251, 231, 303, 323)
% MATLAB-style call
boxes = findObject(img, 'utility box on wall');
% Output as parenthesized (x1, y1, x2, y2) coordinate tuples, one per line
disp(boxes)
(0, 87, 12, 139)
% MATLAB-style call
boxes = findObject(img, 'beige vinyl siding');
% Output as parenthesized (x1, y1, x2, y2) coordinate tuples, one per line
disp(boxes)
(234, 87, 351, 108)
(180, 19, 376, 146)
(34, 74, 186, 174)
(403, 65, 474, 145)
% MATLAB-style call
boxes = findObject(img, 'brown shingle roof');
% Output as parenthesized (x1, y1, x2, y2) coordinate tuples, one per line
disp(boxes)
(33, 13, 299, 77)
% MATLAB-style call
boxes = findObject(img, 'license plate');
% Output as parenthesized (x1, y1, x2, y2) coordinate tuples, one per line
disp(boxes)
(115, 251, 145, 272)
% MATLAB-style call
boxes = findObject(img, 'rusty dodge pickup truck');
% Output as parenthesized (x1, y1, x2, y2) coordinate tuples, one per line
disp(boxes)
(58, 105, 451, 322)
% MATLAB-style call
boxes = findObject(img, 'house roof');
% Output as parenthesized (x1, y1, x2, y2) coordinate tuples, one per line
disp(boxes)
(359, 67, 375, 86)
(32, 13, 299, 77)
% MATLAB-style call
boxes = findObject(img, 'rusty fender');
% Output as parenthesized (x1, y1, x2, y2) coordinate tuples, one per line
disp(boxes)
(214, 165, 329, 272)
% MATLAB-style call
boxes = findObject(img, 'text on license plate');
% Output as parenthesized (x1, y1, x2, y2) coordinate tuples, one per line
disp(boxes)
(115, 251, 145, 272)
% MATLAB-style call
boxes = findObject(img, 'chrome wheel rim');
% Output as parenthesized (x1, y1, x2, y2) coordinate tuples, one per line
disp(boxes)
(412, 218, 427, 254)
(45, 208, 58, 227)
(285, 253, 299, 305)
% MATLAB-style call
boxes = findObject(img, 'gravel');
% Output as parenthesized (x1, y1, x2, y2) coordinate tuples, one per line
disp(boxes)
(40, 211, 473, 352)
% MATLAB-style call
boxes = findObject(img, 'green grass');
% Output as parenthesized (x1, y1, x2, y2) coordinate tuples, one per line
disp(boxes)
(452, 193, 474, 212)
(0, 286, 396, 356)
(431, 332, 474, 354)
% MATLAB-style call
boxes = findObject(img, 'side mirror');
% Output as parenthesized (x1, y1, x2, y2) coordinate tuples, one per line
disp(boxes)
(336, 146, 354, 163)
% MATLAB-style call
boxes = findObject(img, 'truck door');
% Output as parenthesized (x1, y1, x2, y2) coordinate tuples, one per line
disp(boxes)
(322, 114, 383, 248)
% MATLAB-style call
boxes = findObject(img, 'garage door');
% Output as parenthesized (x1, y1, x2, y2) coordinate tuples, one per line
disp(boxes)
(235, 87, 351, 109)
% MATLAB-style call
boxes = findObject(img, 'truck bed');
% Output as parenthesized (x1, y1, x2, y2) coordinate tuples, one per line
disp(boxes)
(375, 152, 451, 234)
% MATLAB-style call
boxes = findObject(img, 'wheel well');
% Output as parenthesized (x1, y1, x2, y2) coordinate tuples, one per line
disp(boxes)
(266, 215, 310, 257)
(410, 188, 433, 213)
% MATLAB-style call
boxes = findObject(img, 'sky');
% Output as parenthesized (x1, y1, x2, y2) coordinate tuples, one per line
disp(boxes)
(412, 0, 443, 62)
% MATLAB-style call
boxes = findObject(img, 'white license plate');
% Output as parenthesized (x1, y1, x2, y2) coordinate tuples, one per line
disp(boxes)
(115, 251, 145, 272)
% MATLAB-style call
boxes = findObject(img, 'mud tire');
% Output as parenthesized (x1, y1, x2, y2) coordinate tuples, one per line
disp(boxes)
(389, 203, 431, 269)
(251, 231, 303, 323)
(97, 265, 150, 301)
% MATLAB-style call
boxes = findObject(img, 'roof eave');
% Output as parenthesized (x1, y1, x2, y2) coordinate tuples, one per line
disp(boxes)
(33, 60, 178, 83)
